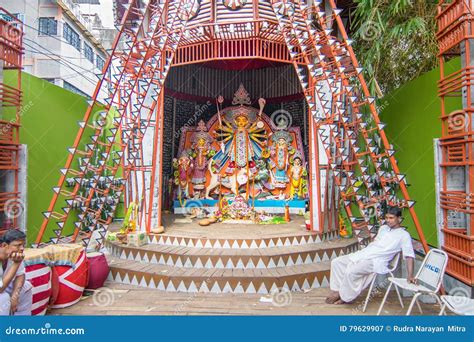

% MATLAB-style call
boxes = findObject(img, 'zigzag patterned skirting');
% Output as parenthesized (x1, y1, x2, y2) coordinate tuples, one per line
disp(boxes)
(106, 239, 358, 269)
(106, 264, 332, 294)
(106, 229, 356, 294)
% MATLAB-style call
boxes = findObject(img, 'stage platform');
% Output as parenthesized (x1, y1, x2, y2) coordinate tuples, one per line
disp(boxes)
(105, 215, 357, 294)
(160, 214, 312, 239)
(172, 199, 307, 215)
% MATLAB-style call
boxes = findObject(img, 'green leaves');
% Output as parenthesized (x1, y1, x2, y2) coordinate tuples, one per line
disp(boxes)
(351, 0, 438, 95)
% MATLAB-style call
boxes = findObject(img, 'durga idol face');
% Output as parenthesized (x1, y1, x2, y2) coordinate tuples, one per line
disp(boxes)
(278, 138, 286, 147)
(234, 114, 249, 129)
(197, 138, 206, 147)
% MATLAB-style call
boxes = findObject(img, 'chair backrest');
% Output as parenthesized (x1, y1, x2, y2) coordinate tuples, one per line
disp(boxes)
(387, 252, 401, 272)
(415, 249, 448, 292)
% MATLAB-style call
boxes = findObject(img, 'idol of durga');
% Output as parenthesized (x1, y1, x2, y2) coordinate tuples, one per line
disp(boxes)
(213, 84, 268, 180)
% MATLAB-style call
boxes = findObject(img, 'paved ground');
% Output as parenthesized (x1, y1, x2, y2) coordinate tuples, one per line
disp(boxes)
(50, 281, 443, 316)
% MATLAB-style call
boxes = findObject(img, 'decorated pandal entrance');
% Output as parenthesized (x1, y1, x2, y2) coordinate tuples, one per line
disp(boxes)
(172, 84, 309, 225)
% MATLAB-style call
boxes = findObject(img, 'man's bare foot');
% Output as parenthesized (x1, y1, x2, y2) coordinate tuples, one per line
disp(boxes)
(325, 295, 340, 304)
(334, 299, 347, 305)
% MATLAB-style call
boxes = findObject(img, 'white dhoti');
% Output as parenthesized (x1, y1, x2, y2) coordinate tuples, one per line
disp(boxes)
(0, 280, 33, 316)
(330, 254, 375, 302)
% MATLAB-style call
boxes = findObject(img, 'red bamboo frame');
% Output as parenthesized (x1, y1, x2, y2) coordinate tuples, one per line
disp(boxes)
(0, 7, 22, 233)
(437, 0, 474, 285)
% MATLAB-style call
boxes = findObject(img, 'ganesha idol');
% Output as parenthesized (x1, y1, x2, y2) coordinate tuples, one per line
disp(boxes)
(172, 151, 192, 202)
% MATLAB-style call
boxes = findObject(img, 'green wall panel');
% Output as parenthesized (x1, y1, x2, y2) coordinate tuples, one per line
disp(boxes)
(3, 71, 123, 245)
(381, 57, 462, 247)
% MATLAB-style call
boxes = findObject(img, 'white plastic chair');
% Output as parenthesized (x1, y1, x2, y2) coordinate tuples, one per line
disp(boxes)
(377, 248, 448, 315)
(362, 253, 403, 312)
(439, 295, 474, 315)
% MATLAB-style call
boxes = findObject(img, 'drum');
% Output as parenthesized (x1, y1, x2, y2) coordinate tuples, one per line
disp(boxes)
(24, 248, 57, 316)
(25, 264, 55, 315)
(51, 250, 89, 309)
(86, 252, 109, 289)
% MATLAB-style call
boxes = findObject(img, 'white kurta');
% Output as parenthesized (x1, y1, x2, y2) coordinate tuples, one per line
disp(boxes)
(330, 225, 415, 302)
(0, 260, 32, 316)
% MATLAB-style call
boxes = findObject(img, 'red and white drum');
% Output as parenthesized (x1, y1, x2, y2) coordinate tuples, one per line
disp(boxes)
(86, 252, 109, 290)
(51, 250, 89, 309)
(25, 264, 55, 315)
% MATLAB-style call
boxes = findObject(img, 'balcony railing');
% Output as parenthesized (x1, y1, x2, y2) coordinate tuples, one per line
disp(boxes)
(437, 0, 472, 35)
(57, 0, 93, 32)
(0, 7, 23, 68)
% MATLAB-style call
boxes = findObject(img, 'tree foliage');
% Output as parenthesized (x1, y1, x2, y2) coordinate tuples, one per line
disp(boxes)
(350, 0, 439, 96)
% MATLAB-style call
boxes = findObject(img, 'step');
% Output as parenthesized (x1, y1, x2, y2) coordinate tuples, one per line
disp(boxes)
(105, 237, 358, 269)
(147, 230, 340, 249)
(106, 255, 332, 294)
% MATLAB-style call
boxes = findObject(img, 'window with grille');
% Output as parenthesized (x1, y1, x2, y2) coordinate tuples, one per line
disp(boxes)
(63, 80, 91, 100)
(96, 55, 105, 71)
(0, 12, 23, 30)
(39, 17, 57, 35)
(63, 23, 81, 51)
(84, 44, 94, 63)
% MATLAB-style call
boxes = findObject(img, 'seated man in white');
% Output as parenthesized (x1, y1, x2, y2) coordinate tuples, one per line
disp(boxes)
(326, 206, 416, 304)
(0, 229, 32, 315)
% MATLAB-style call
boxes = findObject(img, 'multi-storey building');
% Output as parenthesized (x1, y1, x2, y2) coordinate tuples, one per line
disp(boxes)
(0, 0, 110, 100)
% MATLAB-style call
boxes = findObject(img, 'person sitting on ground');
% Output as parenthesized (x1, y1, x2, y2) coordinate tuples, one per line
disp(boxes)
(0, 229, 32, 315)
(326, 206, 415, 305)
